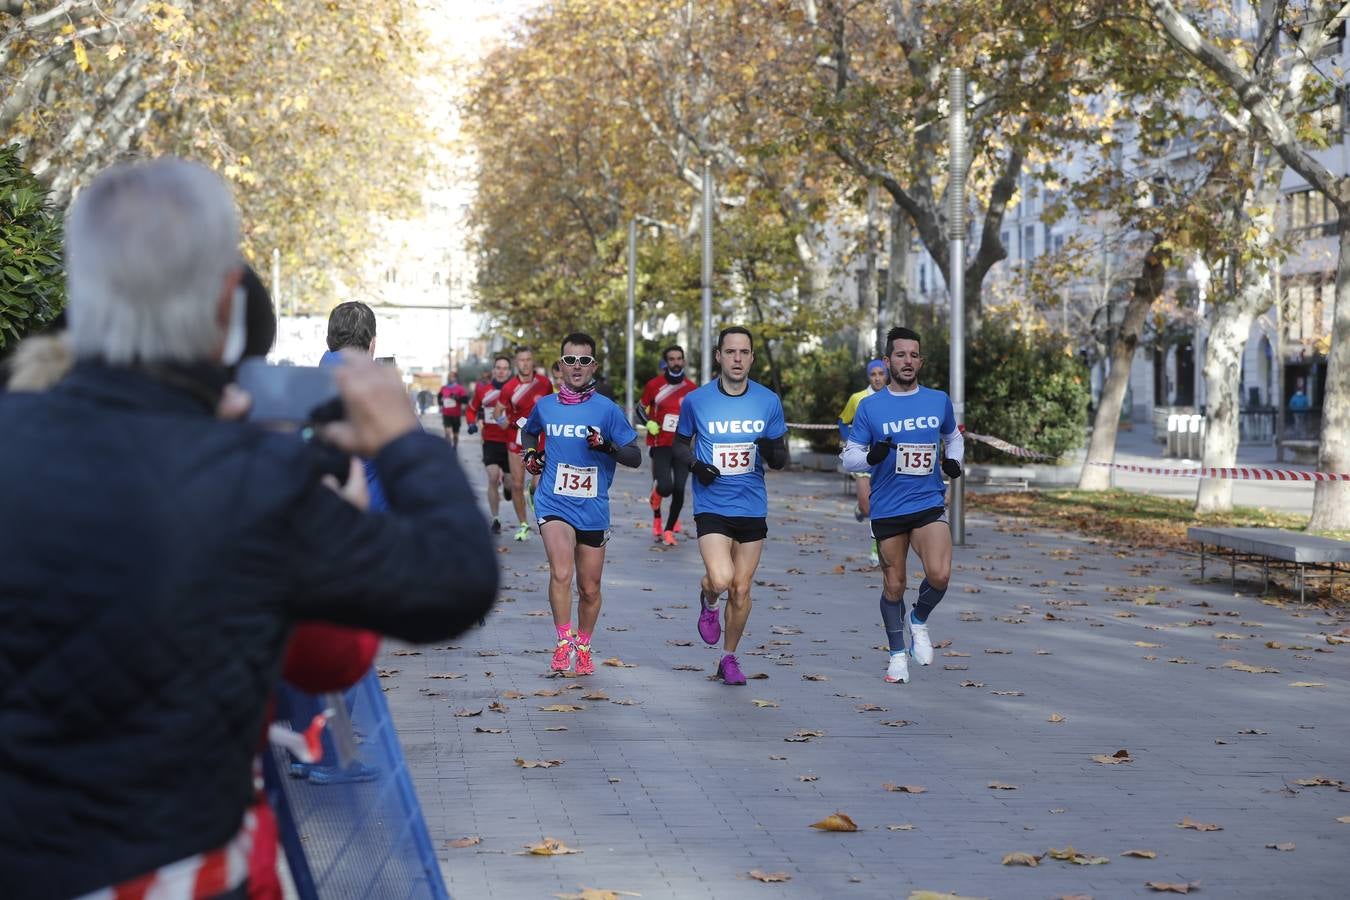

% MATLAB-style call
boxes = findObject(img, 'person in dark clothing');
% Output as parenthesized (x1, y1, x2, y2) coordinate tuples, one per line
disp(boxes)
(0, 158, 498, 900)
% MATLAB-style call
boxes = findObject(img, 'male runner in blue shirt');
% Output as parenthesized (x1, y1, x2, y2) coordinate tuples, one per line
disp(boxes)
(841, 326, 964, 684)
(521, 332, 640, 675)
(673, 326, 789, 685)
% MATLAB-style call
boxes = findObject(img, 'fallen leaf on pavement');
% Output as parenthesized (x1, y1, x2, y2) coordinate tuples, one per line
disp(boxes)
(555, 888, 640, 900)
(521, 838, 581, 856)
(881, 719, 914, 727)
(1121, 849, 1157, 858)
(985, 648, 1012, 654)
(987, 782, 1018, 790)
(748, 870, 792, 883)
(474, 726, 505, 734)
(1145, 882, 1197, 893)
(1047, 846, 1109, 865)
(907, 892, 988, 900)
(1237, 729, 1268, 735)
(1266, 842, 1295, 851)
(1336, 816, 1350, 823)
(959, 680, 985, 688)
(749, 672, 770, 679)
(515, 758, 564, 768)
(453, 708, 482, 717)
(944, 664, 969, 671)
(488, 701, 508, 713)
(882, 783, 926, 794)
(802, 673, 829, 681)
(942, 651, 971, 658)
(786, 729, 825, 742)
(1001, 851, 1040, 866)
(426, 672, 463, 679)
(768, 755, 787, 760)
(1223, 660, 1279, 674)
(539, 704, 585, 712)
(602, 657, 636, 667)
(1289, 682, 1327, 688)
(990, 690, 1024, 697)
(447, 836, 481, 848)
(672, 664, 702, 671)
(1134, 642, 1163, 648)
(855, 704, 888, 712)
(887, 824, 915, 831)
(534, 688, 564, 697)
(391, 649, 421, 657)
(799, 774, 818, 782)
(1092, 749, 1131, 764)
(1293, 777, 1343, 787)
(752, 699, 779, 708)
(610, 698, 638, 706)
(501, 690, 526, 699)
(934, 640, 953, 649)
(810, 812, 858, 832)
(667, 639, 693, 647)
(1048, 713, 1066, 723)
(1176, 816, 1222, 831)
(580, 690, 609, 701)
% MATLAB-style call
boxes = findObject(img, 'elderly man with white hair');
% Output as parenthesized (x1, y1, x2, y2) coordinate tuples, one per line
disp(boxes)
(0, 158, 498, 900)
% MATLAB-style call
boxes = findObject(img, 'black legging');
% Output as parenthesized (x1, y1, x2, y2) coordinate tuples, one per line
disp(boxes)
(650, 445, 690, 530)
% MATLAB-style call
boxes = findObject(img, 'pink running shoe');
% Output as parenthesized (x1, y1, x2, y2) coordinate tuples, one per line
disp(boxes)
(697, 593, 721, 645)
(550, 638, 574, 673)
(574, 642, 595, 676)
(716, 653, 746, 685)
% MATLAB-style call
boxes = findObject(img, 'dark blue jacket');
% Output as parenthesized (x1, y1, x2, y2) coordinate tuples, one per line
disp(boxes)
(0, 363, 497, 899)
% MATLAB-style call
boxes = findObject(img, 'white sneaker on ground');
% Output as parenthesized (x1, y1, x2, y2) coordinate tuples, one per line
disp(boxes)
(909, 613, 933, 666)
(885, 651, 910, 684)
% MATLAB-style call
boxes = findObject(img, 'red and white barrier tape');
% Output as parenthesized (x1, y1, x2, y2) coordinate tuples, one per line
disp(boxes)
(1090, 462, 1348, 481)
(786, 422, 839, 430)
(963, 431, 1057, 460)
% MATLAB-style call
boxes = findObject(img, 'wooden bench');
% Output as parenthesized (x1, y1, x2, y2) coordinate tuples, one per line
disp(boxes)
(1188, 527, 1350, 603)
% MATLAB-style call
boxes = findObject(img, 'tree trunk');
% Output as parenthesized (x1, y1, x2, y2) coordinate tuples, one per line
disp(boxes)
(1195, 287, 1263, 512)
(885, 200, 910, 342)
(1078, 238, 1166, 490)
(1309, 215, 1350, 530)
(857, 183, 879, 360)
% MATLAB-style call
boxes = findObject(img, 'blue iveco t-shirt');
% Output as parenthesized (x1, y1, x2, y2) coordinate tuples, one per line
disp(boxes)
(523, 393, 638, 531)
(676, 379, 787, 518)
(849, 385, 956, 519)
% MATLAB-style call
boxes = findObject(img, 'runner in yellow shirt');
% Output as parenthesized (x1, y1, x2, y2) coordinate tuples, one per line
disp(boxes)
(838, 359, 888, 565)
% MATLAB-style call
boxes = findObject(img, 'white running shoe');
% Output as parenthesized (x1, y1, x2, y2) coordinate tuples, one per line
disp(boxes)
(909, 613, 933, 666)
(885, 651, 910, 684)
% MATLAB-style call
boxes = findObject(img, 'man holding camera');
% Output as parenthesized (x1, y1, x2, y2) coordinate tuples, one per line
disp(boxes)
(0, 158, 498, 900)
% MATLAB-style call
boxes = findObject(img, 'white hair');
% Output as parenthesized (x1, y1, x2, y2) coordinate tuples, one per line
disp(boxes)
(66, 158, 240, 365)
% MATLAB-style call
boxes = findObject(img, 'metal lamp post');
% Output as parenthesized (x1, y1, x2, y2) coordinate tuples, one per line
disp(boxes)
(701, 160, 714, 381)
(626, 219, 638, 422)
(948, 68, 969, 546)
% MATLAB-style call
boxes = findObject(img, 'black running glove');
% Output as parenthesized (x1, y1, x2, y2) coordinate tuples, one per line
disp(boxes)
(691, 459, 721, 486)
(866, 439, 896, 466)
(941, 458, 963, 479)
(586, 426, 614, 454)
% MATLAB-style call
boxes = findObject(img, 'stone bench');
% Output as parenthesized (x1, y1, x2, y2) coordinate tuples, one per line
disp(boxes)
(968, 465, 1036, 491)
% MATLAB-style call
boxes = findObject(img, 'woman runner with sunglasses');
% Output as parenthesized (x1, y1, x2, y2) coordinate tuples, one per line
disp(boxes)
(520, 333, 641, 674)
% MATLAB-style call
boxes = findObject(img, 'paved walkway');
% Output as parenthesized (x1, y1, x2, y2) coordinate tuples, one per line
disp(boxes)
(383, 428, 1349, 899)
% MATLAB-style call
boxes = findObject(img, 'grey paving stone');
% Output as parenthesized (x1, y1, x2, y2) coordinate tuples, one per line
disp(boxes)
(383, 438, 1350, 899)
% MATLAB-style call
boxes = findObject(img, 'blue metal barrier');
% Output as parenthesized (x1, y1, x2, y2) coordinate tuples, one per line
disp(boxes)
(263, 670, 449, 900)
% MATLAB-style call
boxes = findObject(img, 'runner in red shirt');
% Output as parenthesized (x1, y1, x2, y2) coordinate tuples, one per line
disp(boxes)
(467, 354, 513, 534)
(439, 371, 469, 447)
(501, 345, 555, 541)
(638, 345, 698, 545)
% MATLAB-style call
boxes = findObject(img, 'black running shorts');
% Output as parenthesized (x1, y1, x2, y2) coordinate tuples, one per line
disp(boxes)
(694, 512, 768, 544)
(871, 506, 947, 541)
(481, 439, 510, 470)
(539, 515, 610, 549)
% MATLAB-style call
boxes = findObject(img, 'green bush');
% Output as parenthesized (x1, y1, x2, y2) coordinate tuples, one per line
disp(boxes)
(780, 343, 864, 453)
(0, 144, 64, 350)
(921, 316, 1089, 462)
